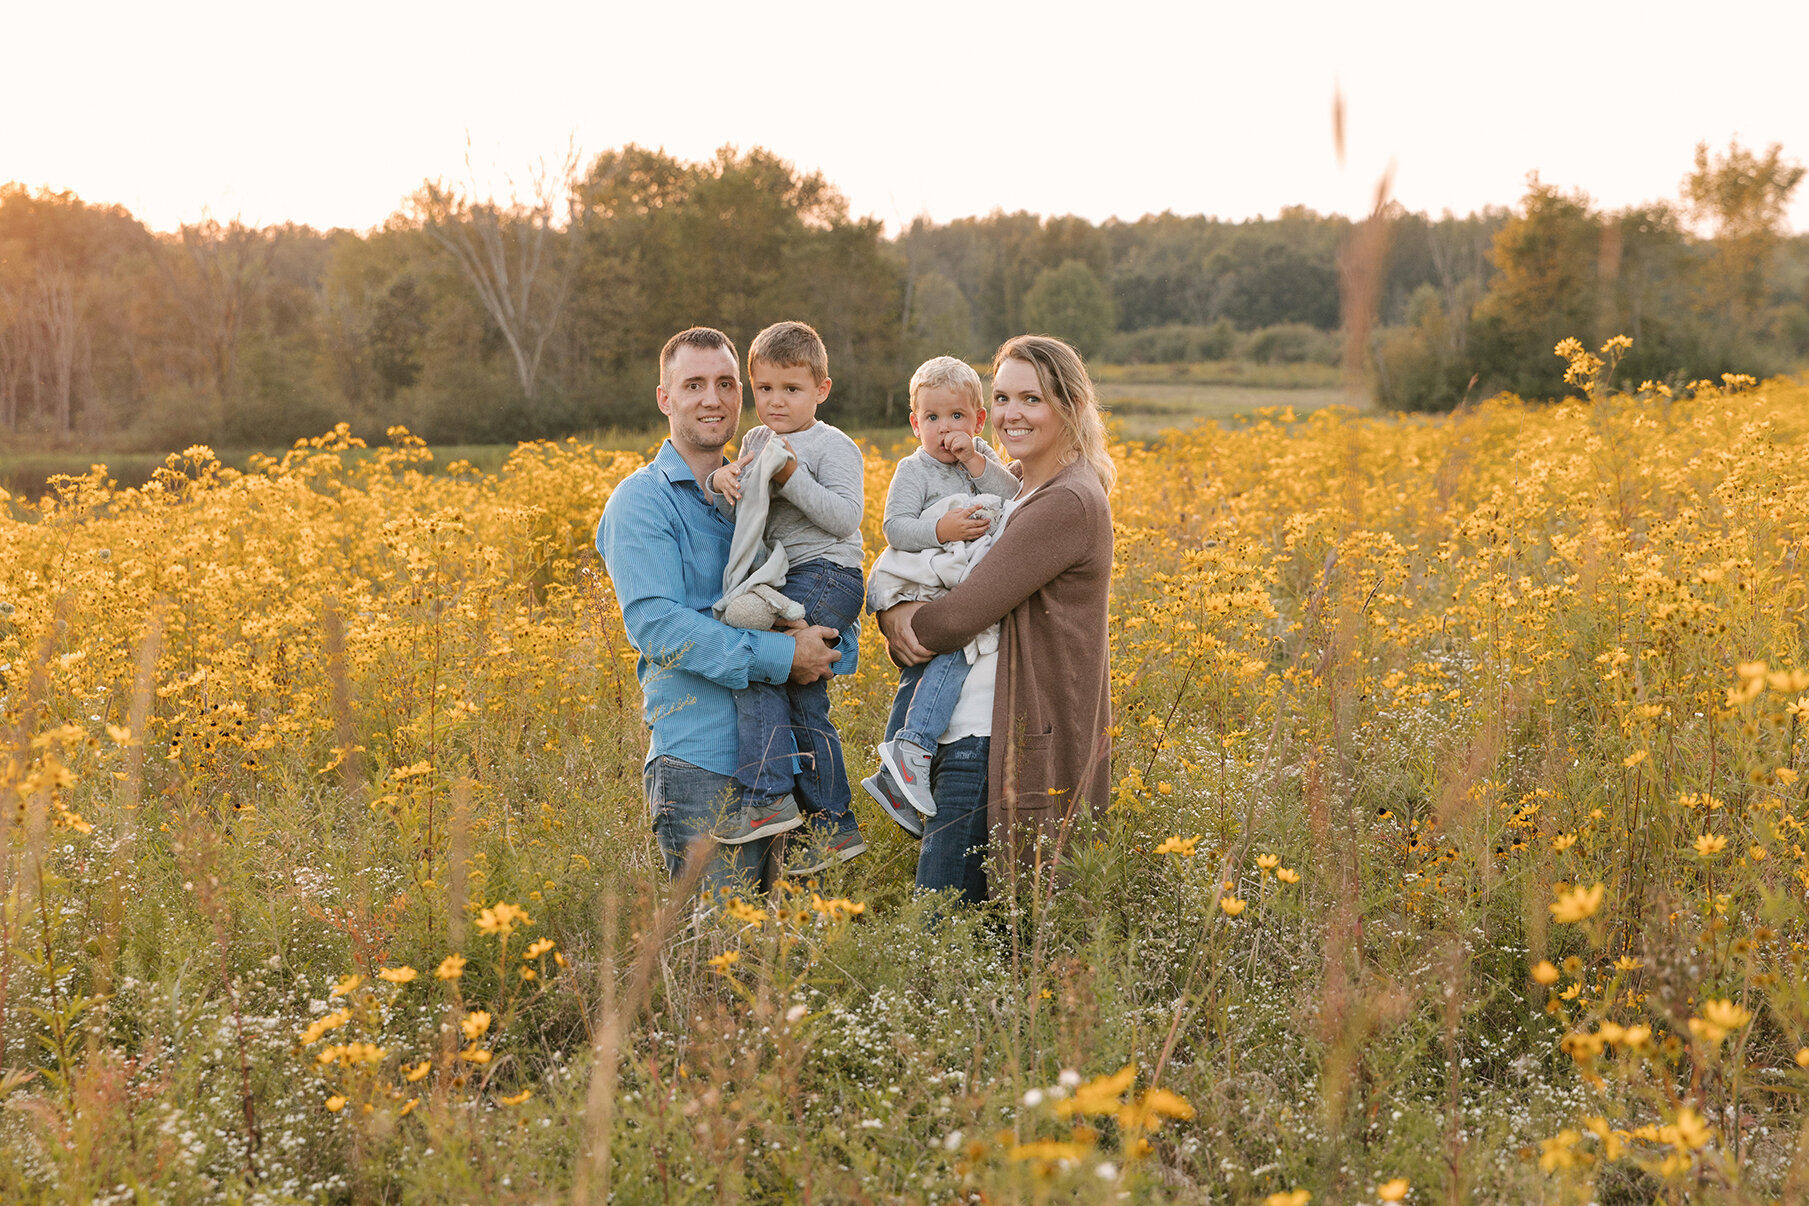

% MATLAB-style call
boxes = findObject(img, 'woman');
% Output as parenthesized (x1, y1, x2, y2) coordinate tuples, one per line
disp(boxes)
(876, 335, 1114, 903)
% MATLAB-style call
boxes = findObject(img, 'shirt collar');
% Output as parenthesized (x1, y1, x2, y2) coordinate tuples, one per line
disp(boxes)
(653, 439, 719, 488)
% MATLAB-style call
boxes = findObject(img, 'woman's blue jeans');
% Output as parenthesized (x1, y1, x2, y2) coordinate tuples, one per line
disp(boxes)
(914, 735, 990, 905)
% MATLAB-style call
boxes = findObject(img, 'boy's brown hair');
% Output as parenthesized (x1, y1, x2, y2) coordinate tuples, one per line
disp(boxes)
(748, 320, 829, 384)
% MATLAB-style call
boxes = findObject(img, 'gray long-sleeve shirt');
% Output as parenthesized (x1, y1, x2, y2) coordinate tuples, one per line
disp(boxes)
(882, 440, 1021, 552)
(709, 421, 866, 570)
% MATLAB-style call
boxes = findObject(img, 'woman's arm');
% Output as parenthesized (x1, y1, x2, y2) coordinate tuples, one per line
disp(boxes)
(913, 483, 1094, 653)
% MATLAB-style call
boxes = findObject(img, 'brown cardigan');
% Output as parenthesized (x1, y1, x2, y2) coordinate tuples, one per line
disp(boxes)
(912, 459, 1114, 880)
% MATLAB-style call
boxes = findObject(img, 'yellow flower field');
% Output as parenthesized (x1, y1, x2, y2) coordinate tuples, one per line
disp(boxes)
(2, 365, 1807, 1202)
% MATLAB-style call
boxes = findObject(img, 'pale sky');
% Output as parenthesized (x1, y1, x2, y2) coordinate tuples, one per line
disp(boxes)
(8, 0, 1808, 235)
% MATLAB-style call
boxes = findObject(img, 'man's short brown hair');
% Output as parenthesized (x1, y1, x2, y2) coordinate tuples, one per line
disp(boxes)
(748, 320, 828, 384)
(660, 327, 738, 385)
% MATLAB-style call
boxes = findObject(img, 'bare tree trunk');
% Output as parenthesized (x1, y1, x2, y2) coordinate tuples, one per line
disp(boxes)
(0, 285, 21, 432)
(416, 148, 581, 402)
(36, 269, 79, 437)
(155, 220, 279, 432)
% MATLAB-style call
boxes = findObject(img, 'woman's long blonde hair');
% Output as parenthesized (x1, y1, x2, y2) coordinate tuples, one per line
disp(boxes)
(992, 335, 1115, 492)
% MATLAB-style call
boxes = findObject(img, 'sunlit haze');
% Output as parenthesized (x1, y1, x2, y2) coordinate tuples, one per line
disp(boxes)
(10, 0, 1809, 233)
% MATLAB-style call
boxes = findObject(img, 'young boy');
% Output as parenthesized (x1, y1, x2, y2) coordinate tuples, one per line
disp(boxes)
(705, 321, 867, 872)
(863, 356, 1021, 834)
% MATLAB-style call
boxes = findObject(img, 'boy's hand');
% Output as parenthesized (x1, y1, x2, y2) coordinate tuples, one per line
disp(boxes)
(711, 462, 744, 504)
(935, 504, 991, 543)
(771, 437, 798, 487)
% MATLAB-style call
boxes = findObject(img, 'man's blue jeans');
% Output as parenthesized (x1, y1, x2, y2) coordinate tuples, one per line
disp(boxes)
(731, 559, 864, 838)
(913, 735, 990, 905)
(893, 651, 972, 752)
(645, 755, 776, 897)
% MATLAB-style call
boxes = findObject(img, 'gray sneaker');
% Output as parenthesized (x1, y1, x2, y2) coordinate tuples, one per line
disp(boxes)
(710, 793, 802, 845)
(877, 738, 936, 817)
(784, 823, 868, 875)
(862, 770, 923, 838)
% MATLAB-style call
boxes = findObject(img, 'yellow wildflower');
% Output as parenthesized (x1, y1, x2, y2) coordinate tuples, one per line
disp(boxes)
(1221, 897, 1247, 917)
(523, 937, 555, 959)
(498, 1089, 532, 1106)
(1377, 1178, 1409, 1202)
(330, 974, 364, 997)
(1276, 867, 1300, 884)
(461, 1010, 492, 1041)
(723, 898, 768, 925)
(1549, 882, 1604, 923)
(1693, 833, 1727, 857)
(435, 954, 467, 980)
(325, 1095, 347, 1113)
(1154, 835, 1201, 856)
(474, 902, 532, 936)
(404, 1060, 432, 1082)
(1055, 1065, 1137, 1117)
(378, 966, 417, 983)
(300, 1009, 351, 1045)
(1266, 1193, 1311, 1206)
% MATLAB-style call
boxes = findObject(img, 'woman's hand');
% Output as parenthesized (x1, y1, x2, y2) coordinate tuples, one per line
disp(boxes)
(876, 600, 934, 666)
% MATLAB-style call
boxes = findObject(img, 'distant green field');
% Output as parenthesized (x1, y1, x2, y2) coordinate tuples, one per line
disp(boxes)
(1097, 380, 1355, 441)
(1, 365, 1354, 498)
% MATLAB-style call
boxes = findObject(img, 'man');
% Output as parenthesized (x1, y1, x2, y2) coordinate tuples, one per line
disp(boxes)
(597, 327, 842, 895)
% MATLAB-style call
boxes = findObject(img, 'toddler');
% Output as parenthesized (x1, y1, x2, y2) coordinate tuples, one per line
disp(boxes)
(862, 356, 1020, 835)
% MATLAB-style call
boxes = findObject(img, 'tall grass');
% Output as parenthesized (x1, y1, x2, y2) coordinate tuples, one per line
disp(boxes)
(0, 369, 1806, 1202)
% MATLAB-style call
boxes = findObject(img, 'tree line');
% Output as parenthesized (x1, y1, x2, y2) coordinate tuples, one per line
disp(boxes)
(2, 141, 1804, 448)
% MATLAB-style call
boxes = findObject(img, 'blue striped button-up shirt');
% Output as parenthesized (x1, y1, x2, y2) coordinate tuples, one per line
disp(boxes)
(596, 440, 816, 775)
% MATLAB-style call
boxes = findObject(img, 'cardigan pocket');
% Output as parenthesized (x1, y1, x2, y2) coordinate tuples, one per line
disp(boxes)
(1004, 725, 1057, 811)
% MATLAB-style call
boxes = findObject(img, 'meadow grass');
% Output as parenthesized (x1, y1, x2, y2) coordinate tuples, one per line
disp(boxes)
(1, 363, 1808, 1204)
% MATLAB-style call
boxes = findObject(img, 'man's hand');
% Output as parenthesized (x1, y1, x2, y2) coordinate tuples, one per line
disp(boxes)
(876, 601, 934, 666)
(942, 430, 985, 477)
(787, 624, 840, 684)
(710, 462, 744, 504)
(934, 504, 991, 543)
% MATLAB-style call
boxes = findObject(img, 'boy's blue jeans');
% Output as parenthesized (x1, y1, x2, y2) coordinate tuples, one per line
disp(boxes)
(892, 651, 972, 751)
(732, 559, 864, 837)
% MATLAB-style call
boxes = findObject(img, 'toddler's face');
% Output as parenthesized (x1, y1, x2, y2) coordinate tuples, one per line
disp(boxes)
(910, 386, 985, 463)
(750, 361, 829, 434)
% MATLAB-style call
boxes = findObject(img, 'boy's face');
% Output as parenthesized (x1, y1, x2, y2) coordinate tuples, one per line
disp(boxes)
(750, 361, 830, 434)
(909, 385, 985, 463)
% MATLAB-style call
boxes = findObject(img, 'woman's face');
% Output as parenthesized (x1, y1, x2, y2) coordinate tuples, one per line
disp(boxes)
(991, 357, 1064, 474)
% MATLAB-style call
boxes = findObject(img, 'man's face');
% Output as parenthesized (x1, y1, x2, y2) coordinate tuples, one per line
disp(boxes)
(657, 344, 742, 456)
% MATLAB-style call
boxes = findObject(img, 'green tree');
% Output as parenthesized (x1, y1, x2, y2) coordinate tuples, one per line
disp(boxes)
(1468, 178, 1605, 397)
(1023, 260, 1115, 358)
(1684, 139, 1805, 325)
